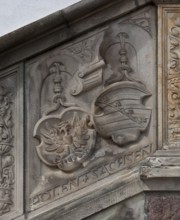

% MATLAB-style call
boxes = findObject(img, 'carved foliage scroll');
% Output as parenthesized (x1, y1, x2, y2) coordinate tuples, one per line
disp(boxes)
(167, 13, 180, 146)
(0, 67, 23, 219)
(0, 85, 14, 216)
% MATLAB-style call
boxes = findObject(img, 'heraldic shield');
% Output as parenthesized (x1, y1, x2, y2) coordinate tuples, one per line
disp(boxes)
(94, 81, 152, 146)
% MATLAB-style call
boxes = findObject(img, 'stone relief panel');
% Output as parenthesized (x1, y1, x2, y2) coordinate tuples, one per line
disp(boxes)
(0, 85, 14, 216)
(159, 6, 180, 148)
(0, 66, 23, 220)
(25, 6, 156, 211)
(168, 11, 180, 147)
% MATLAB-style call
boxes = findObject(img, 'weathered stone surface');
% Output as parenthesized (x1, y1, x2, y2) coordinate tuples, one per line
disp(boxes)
(0, 0, 152, 71)
(146, 192, 180, 220)
(0, 65, 23, 220)
(0, 0, 180, 220)
(158, 5, 180, 149)
(27, 173, 144, 220)
(140, 157, 180, 179)
(85, 194, 145, 220)
(25, 5, 156, 215)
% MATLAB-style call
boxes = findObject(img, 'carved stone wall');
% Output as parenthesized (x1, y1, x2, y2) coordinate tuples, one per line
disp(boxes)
(158, 5, 180, 149)
(0, 0, 179, 220)
(0, 66, 23, 220)
(166, 7, 180, 147)
(25, 5, 156, 214)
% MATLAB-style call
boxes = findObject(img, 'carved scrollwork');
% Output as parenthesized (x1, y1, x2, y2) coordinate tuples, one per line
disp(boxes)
(0, 85, 14, 216)
(70, 60, 105, 96)
(67, 39, 96, 63)
(168, 18, 180, 143)
(122, 10, 152, 36)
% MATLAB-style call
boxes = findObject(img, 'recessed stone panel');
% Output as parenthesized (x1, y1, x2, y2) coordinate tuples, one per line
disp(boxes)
(25, 6, 156, 212)
(158, 5, 180, 148)
(0, 65, 23, 220)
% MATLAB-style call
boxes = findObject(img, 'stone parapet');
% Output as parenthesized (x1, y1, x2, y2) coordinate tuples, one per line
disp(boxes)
(0, 1, 180, 219)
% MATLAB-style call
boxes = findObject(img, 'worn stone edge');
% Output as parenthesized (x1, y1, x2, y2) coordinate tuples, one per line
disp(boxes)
(140, 155, 180, 180)
(153, 0, 180, 5)
(0, 64, 24, 220)
(13, 156, 180, 220)
(0, 0, 152, 70)
(158, 5, 180, 150)
(0, 0, 126, 52)
(24, 171, 144, 220)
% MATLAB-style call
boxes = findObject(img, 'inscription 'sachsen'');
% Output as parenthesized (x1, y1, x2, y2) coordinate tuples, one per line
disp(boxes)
(30, 143, 152, 208)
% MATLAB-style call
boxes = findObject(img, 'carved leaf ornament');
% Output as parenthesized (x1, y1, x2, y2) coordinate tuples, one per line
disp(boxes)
(0, 85, 14, 216)
(168, 18, 180, 143)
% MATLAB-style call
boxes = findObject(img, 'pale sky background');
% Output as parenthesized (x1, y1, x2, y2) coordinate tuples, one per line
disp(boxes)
(0, 0, 80, 36)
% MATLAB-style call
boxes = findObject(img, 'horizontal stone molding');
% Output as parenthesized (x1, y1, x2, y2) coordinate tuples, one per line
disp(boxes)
(0, 0, 152, 70)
